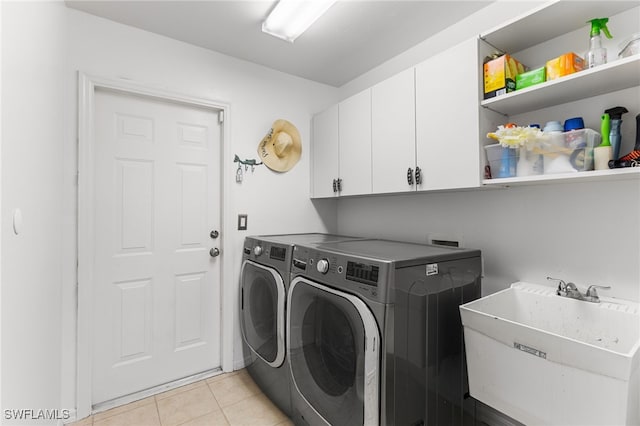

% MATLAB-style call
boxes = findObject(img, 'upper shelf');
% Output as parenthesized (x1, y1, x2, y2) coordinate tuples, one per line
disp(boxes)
(480, 54, 640, 116)
(480, 1, 639, 54)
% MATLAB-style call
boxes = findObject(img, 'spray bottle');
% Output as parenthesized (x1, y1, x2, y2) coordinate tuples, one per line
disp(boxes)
(587, 18, 613, 68)
(604, 106, 628, 160)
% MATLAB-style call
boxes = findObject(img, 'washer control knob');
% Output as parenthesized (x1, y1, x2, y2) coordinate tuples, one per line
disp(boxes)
(316, 259, 330, 274)
(253, 246, 263, 256)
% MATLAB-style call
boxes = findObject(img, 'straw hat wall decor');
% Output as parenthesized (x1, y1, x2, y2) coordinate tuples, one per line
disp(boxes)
(258, 119, 302, 172)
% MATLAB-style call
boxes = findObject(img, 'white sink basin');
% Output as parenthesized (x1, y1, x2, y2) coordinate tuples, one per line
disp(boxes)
(460, 282, 640, 426)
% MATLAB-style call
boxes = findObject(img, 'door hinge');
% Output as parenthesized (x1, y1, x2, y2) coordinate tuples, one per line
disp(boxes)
(218, 110, 224, 123)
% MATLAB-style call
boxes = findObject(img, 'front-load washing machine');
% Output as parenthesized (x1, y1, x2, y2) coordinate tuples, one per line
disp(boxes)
(287, 239, 482, 426)
(239, 233, 362, 416)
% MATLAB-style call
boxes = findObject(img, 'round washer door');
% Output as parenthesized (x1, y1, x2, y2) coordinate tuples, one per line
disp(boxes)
(240, 260, 286, 367)
(288, 277, 380, 426)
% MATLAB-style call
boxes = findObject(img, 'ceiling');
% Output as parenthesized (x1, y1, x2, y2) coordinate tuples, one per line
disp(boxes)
(65, 1, 492, 87)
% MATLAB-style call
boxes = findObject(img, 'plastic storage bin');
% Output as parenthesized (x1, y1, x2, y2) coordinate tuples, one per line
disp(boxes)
(484, 144, 517, 178)
(537, 128, 600, 174)
(484, 129, 599, 179)
(619, 33, 640, 58)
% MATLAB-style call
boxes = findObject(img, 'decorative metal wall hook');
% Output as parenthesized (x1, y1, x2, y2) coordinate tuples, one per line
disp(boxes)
(234, 155, 263, 182)
(234, 155, 263, 172)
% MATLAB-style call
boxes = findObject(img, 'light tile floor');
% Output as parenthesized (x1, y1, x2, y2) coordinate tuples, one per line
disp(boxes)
(71, 370, 293, 426)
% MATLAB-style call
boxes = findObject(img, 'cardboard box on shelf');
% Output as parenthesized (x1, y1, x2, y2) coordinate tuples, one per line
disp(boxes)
(483, 54, 526, 99)
(546, 52, 585, 81)
(516, 66, 546, 90)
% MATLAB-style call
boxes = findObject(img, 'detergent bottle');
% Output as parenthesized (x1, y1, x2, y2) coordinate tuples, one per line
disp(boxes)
(587, 18, 613, 68)
(594, 113, 613, 170)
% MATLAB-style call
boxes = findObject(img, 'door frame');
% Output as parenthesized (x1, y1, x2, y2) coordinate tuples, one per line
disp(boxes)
(76, 72, 233, 418)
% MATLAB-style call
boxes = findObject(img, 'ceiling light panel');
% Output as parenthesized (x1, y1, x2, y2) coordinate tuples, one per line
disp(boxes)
(262, 0, 337, 42)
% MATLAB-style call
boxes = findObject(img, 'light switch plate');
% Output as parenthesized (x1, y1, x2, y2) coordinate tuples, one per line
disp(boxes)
(238, 214, 248, 230)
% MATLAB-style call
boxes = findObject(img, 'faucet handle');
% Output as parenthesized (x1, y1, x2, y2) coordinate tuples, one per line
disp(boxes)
(586, 284, 611, 298)
(547, 276, 567, 293)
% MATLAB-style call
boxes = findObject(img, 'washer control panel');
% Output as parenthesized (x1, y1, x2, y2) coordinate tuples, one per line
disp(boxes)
(345, 261, 379, 286)
(316, 258, 330, 274)
(292, 245, 390, 303)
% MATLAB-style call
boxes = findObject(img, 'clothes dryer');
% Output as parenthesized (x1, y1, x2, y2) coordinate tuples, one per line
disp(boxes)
(240, 233, 362, 416)
(287, 239, 482, 426)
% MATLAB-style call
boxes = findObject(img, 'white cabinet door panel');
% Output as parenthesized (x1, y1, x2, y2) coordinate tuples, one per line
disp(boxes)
(339, 89, 372, 196)
(312, 105, 339, 198)
(372, 68, 416, 194)
(416, 38, 481, 191)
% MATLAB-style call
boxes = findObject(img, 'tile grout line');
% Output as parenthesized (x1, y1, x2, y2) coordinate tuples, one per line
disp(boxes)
(153, 395, 163, 426)
(205, 380, 234, 426)
(84, 371, 260, 426)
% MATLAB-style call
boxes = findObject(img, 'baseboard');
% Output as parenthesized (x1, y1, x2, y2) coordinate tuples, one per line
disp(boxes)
(234, 355, 250, 371)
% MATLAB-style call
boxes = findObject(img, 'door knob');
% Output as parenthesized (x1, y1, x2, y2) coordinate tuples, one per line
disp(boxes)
(210, 248, 220, 257)
(210, 230, 219, 239)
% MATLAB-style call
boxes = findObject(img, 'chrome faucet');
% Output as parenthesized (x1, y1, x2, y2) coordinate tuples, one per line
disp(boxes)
(546, 277, 611, 303)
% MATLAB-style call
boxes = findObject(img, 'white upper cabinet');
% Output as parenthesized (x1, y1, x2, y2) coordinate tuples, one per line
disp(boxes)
(372, 68, 417, 194)
(311, 90, 372, 198)
(312, 104, 339, 198)
(338, 89, 372, 197)
(416, 37, 481, 191)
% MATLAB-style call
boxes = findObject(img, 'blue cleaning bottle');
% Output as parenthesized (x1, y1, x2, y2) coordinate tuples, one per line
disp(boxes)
(604, 106, 628, 160)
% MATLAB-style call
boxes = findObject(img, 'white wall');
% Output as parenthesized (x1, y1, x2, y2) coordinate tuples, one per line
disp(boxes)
(61, 5, 340, 414)
(338, 1, 543, 99)
(336, 180, 640, 302)
(1, 1, 66, 421)
(0, 0, 4, 414)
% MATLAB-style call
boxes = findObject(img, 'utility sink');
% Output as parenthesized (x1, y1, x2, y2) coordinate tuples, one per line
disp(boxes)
(460, 282, 640, 426)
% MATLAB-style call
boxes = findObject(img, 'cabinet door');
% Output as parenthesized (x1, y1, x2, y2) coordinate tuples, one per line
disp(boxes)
(311, 104, 339, 198)
(416, 38, 481, 191)
(372, 68, 416, 194)
(339, 89, 372, 196)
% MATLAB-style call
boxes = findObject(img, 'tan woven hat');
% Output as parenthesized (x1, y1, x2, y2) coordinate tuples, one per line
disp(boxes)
(258, 119, 302, 172)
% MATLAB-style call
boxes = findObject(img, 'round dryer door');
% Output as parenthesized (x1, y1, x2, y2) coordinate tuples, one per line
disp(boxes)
(240, 260, 285, 367)
(288, 277, 380, 426)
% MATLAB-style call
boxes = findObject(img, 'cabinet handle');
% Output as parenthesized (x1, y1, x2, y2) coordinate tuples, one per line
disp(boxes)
(332, 179, 337, 193)
(337, 178, 342, 192)
(407, 168, 414, 185)
(415, 166, 422, 185)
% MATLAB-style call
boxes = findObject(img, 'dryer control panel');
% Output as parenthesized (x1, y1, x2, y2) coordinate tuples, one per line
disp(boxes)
(242, 237, 291, 271)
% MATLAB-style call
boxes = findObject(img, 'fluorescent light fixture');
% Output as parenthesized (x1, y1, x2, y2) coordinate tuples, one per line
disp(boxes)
(262, 0, 337, 43)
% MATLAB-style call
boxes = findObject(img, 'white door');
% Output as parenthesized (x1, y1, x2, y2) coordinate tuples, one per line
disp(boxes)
(91, 88, 222, 404)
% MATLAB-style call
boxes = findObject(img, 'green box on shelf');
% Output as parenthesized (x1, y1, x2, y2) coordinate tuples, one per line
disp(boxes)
(516, 67, 546, 90)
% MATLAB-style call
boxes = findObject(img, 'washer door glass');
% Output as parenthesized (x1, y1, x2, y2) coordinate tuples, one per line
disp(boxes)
(240, 260, 285, 367)
(288, 277, 380, 426)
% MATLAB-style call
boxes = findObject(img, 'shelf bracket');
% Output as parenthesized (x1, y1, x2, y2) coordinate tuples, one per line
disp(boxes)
(479, 35, 505, 55)
(480, 104, 509, 118)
